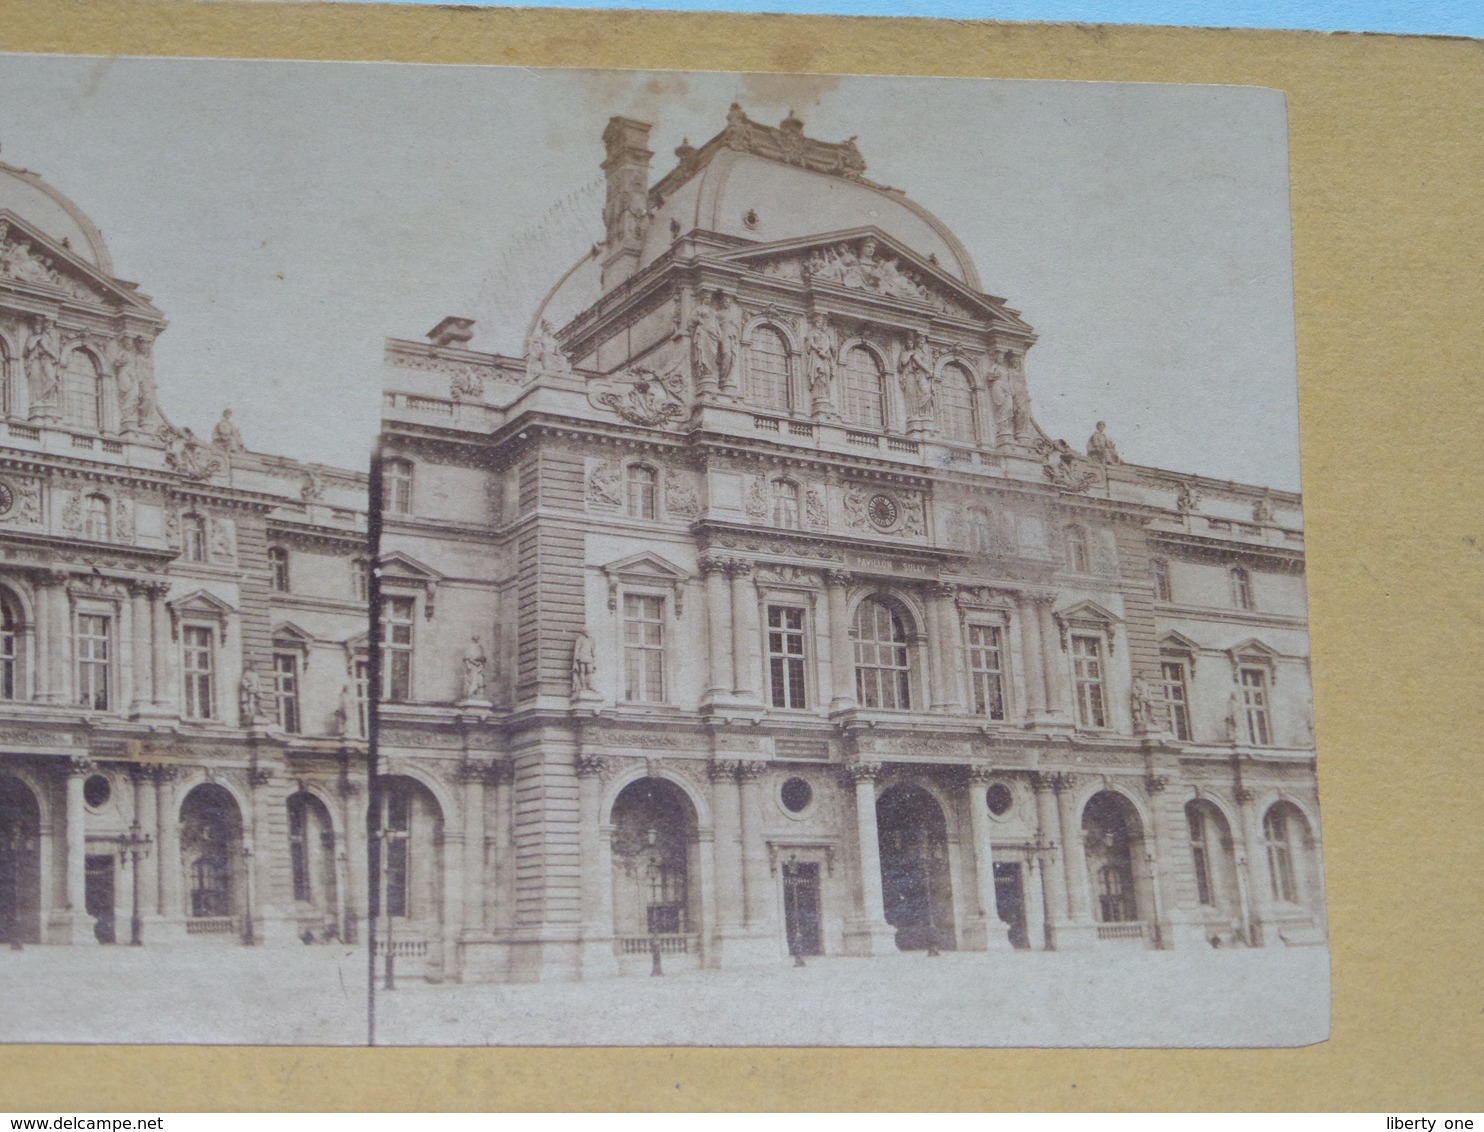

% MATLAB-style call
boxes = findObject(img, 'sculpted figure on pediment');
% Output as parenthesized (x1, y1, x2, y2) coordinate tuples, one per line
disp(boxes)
(1, 235, 62, 288)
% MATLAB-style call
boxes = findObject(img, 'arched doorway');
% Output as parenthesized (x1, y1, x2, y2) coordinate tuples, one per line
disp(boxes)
(1185, 799, 1242, 930)
(1082, 791, 1150, 927)
(287, 792, 339, 940)
(877, 784, 956, 952)
(609, 778, 699, 947)
(0, 775, 41, 946)
(179, 783, 244, 935)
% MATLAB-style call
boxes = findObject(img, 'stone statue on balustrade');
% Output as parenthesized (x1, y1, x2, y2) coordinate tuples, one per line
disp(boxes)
(1087, 421, 1122, 465)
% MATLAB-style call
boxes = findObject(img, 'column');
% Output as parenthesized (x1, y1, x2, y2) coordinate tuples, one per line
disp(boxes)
(735, 761, 772, 931)
(574, 752, 617, 977)
(154, 767, 182, 926)
(65, 757, 90, 942)
(460, 762, 487, 935)
(967, 767, 1012, 950)
(700, 555, 733, 702)
(42, 574, 69, 705)
(488, 761, 514, 934)
(1016, 595, 1047, 719)
(147, 583, 174, 711)
(128, 584, 153, 714)
(1038, 597, 1072, 720)
(932, 583, 965, 713)
(339, 778, 365, 943)
(826, 571, 856, 711)
(843, 761, 895, 955)
(1032, 772, 1067, 948)
(1053, 773, 1094, 932)
(728, 560, 760, 702)
(708, 761, 744, 950)
(248, 767, 281, 943)
(130, 767, 159, 927)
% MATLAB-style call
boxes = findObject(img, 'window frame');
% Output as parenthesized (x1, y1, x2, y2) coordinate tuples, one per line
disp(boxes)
(1187, 804, 1215, 906)
(0, 591, 26, 703)
(182, 513, 209, 564)
(625, 463, 659, 521)
(267, 546, 290, 593)
(936, 361, 977, 446)
(1152, 557, 1173, 602)
(288, 793, 312, 903)
(1231, 566, 1256, 611)
(351, 557, 370, 603)
(1069, 632, 1109, 729)
(1238, 663, 1273, 746)
(851, 595, 914, 712)
(620, 589, 668, 705)
(842, 344, 887, 431)
(965, 619, 1009, 722)
(1263, 804, 1300, 905)
(1064, 525, 1091, 574)
(74, 607, 114, 712)
(83, 493, 111, 542)
(1159, 657, 1193, 741)
(382, 459, 414, 516)
(379, 593, 416, 704)
(273, 650, 302, 734)
(745, 322, 793, 414)
(770, 478, 802, 531)
(180, 622, 217, 721)
(765, 602, 810, 710)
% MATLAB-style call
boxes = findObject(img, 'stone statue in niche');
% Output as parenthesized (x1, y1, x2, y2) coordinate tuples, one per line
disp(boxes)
(898, 331, 936, 421)
(804, 313, 838, 411)
(689, 295, 723, 389)
(461, 635, 488, 702)
(1087, 421, 1122, 465)
(571, 630, 598, 698)
(23, 317, 61, 415)
(1130, 676, 1158, 734)
(336, 684, 359, 737)
(212, 408, 245, 454)
(717, 293, 744, 393)
(1225, 691, 1242, 743)
(239, 665, 266, 727)
(526, 319, 572, 381)
(131, 338, 158, 425)
(106, 337, 138, 430)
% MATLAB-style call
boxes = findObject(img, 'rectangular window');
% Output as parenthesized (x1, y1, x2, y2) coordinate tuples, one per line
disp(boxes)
(76, 613, 111, 711)
(1240, 666, 1272, 745)
(352, 559, 370, 603)
(381, 596, 414, 703)
(0, 612, 17, 702)
(1161, 660, 1192, 741)
(767, 605, 807, 709)
(182, 625, 214, 720)
(1153, 558, 1172, 602)
(622, 593, 666, 703)
(1188, 809, 1213, 906)
(967, 623, 1007, 720)
(268, 548, 290, 593)
(1071, 635, 1107, 728)
(274, 652, 301, 734)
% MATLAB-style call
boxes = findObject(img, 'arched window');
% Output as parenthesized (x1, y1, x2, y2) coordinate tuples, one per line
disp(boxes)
(746, 325, 791, 412)
(843, 346, 885, 430)
(382, 459, 413, 515)
(63, 350, 102, 432)
(1231, 567, 1255, 610)
(770, 478, 801, 530)
(0, 592, 22, 701)
(83, 494, 110, 541)
(1065, 525, 1090, 573)
(267, 546, 290, 593)
(853, 597, 912, 710)
(1263, 803, 1302, 904)
(626, 464, 658, 520)
(937, 363, 976, 444)
(183, 513, 208, 563)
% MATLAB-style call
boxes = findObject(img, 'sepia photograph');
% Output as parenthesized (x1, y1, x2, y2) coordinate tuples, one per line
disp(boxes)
(0, 56, 1325, 1047)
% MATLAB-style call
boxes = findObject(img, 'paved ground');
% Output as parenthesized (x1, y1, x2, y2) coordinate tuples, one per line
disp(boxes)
(0, 943, 1330, 1047)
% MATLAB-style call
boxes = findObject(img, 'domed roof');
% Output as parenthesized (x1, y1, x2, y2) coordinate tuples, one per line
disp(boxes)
(0, 160, 114, 274)
(641, 147, 979, 289)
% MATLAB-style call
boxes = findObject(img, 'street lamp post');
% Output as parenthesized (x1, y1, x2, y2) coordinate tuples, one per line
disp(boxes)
(241, 843, 256, 946)
(118, 819, 153, 946)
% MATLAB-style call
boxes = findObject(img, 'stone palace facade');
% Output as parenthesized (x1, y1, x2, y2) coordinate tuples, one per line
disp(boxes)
(377, 106, 1326, 983)
(0, 157, 369, 948)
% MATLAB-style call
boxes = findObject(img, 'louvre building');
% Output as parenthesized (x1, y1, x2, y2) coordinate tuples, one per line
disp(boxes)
(0, 157, 369, 948)
(376, 106, 1325, 983)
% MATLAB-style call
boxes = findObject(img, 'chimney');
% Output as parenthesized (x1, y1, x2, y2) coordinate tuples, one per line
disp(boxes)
(426, 316, 476, 349)
(600, 116, 653, 290)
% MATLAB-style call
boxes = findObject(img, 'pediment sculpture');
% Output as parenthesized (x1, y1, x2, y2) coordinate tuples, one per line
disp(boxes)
(805, 236, 930, 302)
